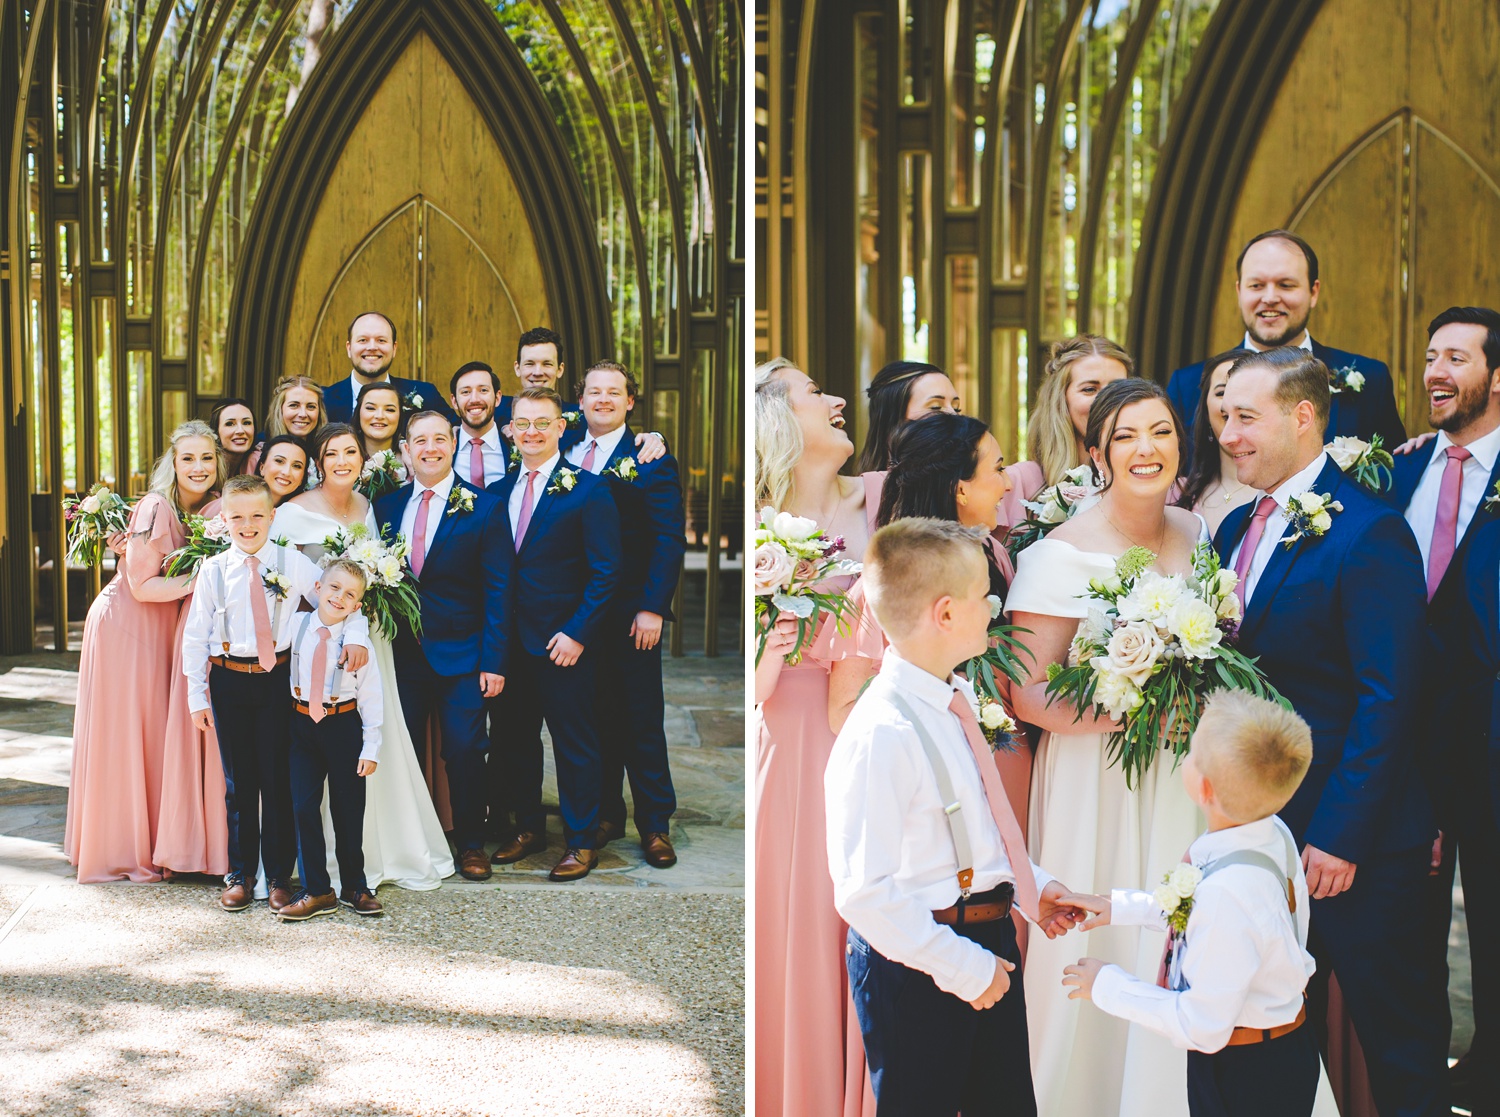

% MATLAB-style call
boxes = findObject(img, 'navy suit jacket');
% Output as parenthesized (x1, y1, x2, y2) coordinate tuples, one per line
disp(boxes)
(374, 477, 510, 677)
(1170, 341, 1406, 471)
(494, 461, 622, 655)
(1213, 457, 1434, 861)
(324, 373, 457, 426)
(594, 425, 686, 622)
(1446, 516, 1500, 824)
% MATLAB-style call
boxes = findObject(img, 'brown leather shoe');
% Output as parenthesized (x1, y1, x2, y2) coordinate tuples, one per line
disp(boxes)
(219, 878, 253, 912)
(340, 888, 384, 916)
(276, 891, 338, 922)
(548, 847, 598, 882)
(490, 831, 546, 865)
(642, 832, 677, 869)
(267, 880, 295, 912)
(458, 848, 493, 881)
(594, 819, 625, 847)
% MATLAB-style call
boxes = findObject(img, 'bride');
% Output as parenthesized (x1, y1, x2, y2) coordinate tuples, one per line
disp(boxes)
(273, 422, 454, 890)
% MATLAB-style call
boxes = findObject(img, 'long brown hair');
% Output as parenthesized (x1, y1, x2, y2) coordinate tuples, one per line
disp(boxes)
(265, 376, 325, 438)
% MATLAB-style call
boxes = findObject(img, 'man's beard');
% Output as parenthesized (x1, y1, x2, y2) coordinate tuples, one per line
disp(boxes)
(463, 408, 495, 432)
(1431, 378, 1492, 433)
(354, 353, 393, 379)
(1245, 309, 1311, 349)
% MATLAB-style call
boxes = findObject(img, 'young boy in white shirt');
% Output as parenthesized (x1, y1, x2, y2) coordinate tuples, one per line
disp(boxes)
(825, 517, 1082, 1116)
(1060, 689, 1319, 1117)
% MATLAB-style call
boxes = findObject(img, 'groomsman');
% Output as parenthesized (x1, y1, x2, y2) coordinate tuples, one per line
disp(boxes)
(449, 360, 509, 489)
(1169, 231, 1405, 466)
(489, 388, 621, 881)
(322, 311, 456, 425)
(571, 360, 686, 868)
(1215, 347, 1449, 1117)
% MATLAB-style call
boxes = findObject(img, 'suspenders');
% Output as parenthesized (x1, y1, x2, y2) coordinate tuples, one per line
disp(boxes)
(889, 692, 977, 899)
(1201, 825, 1302, 941)
(208, 543, 288, 654)
(290, 610, 344, 706)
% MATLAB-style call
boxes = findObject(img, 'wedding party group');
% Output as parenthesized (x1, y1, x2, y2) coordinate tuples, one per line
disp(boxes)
(65, 314, 688, 920)
(754, 229, 1493, 1117)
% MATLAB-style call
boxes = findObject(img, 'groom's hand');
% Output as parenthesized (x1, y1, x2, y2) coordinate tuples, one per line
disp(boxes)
(968, 953, 1015, 1011)
(547, 632, 584, 667)
(338, 644, 369, 671)
(1302, 844, 1357, 899)
(631, 611, 663, 650)
(479, 672, 504, 698)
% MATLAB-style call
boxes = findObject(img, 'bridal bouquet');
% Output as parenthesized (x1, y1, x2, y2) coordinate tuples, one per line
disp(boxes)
(63, 483, 133, 567)
(958, 593, 1033, 751)
(1325, 434, 1394, 493)
(753, 507, 862, 666)
(165, 514, 232, 577)
(1044, 543, 1286, 787)
(356, 450, 408, 500)
(1006, 464, 1099, 561)
(321, 523, 422, 641)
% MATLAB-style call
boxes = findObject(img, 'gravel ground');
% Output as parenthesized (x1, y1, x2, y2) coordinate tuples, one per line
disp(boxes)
(0, 884, 744, 1116)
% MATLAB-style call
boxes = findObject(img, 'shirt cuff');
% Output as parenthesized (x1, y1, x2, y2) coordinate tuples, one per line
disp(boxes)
(359, 734, 382, 762)
(1110, 888, 1167, 928)
(1089, 963, 1141, 1017)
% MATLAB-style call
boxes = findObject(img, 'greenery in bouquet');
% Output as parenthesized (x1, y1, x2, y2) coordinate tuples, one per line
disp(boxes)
(959, 593, 1034, 751)
(164, 514, 232, 577)
(321, 523, 422, 641)
(356, 449, 409, 500)
(63, 483, 133, 567)
(753, 507, 862, 666)
(1325, 434, 1393, 493)
(1005, 464, 1100, 562)
(1044, 542, 1287, 788)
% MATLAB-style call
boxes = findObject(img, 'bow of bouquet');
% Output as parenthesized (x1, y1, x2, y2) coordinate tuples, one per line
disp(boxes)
(64, 483, 134, 567)
(753, 507, 862, 666)
(958, 592, 1034, 751)
(1325, 434, 1393, 493)
(1043, 542, 1287, 788)
(1005, 464, 1099, 561)
(322, 523, 422, 641)
(164, 514, 232, 577)
(356, 450, 409, 500)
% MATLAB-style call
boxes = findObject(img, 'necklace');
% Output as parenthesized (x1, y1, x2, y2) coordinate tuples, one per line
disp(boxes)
(1212, 479, 1249, 506)
(1103, 507, 1167, 556)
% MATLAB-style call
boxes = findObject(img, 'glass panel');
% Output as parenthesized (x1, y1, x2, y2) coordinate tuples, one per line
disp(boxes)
(853, 12, 884, 435)
(162, 388, 188, 438)
(57, 224, 79, 492)
(651, 386, 680, 462)
(900, 152, 931, 360)
(55, 0, 82, 184)
(900, 0, 929, 106)
(127, 350, 154, 495)
(94, 298, 117, 487)
(27, 144, 50, 494)
(948, 255, 980, 412)
(992, 326, 1028, 465)
(948, 0, 1000, 208)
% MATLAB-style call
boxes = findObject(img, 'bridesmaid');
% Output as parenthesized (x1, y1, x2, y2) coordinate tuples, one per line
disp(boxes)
(254, 434, 310, 505)
(67, 421, 223, 883)
(211, 399, 257, 476)
(856, 360, 963, 474)
(245, 376, 325, 472)
(754, 357, 875, 1117)
(1174, 348, 1257, 536)
(354, 381, 406, 457)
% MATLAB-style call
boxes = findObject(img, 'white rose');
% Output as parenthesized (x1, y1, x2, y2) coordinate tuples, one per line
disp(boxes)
(979, 702, 1008, 731)
(80, 494, 101, 515)
(1325, 436, 1367, 471)
(1103, 620, 1166, 685)
(1216, 591, 1242, 624)
(1025, 489, 1068, 524)
(1153, 884, 1180, 913)
(987, 594, 1003, 619)
(771, 511, 820, 542)
(203, 516, 230, 539)
(1212, 568, 1238, 598)
(754, 541, 795, 596)
(1297, 493, 1325, 516)
(1166, 597, 1223, 659)
(1311, 511, 1332, 533)
(1169, 862, 1203, 899)
(1091, 665, 1145, 720)
(376, 556, 402, 582)
(1064, 464, 1096, 486)
(1345, 371, 1365, 392)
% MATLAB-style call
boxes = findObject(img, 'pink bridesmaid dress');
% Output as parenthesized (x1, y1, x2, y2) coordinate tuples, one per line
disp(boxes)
(66, 493, 191, 883)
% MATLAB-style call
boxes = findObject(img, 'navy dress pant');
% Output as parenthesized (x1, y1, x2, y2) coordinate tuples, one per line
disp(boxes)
(596, 630, 676, 836)
(209, 664, 295, 883)
(1186, 1022, 1319, 1117)
(288, 709, 367, 896)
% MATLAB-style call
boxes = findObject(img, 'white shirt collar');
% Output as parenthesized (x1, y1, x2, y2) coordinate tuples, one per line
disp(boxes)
(879, 648, 971, 716)
(350, 371, 392, 392)
(229, 542, 275, 566)
(1189, 815, 1283, 864)
(582, 424, 629, 460)
(414, 470, 456, 502)
(1268, 451, 1330, 511)
(460, 422, 501, 450)
(1431, 424, 1500, 475)
(1242, 331, 1315, 354)
(517, 452, 561, 482)
(308, 614, 349, 640)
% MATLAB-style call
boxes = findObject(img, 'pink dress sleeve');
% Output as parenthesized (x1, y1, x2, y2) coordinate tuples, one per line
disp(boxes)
(997, 460, 1045, 530)
(122, 494, 190, 602)
(808, 577, 886, 667)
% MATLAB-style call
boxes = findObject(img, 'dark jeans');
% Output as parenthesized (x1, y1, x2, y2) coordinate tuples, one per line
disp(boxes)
(596, 630, 676, 836)
(288, 709, 367, 897)
(209, 663, 294, 882)
(1186, 1021, 1319, 1117)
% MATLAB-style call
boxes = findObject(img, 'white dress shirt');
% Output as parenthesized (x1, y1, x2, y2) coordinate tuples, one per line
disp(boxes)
(289, 613, 383, 761)
(1402, 425, 1500, 575)
(399, 470, 456, 561)
(181, 543, 370, 712)
(349, 372, 390, 396)
(509, 453, 561, 538)
(1229, 451, 1330, 603)
(567, 423, 628, 474)
(1240, 331, 1315, 355)
(456, 422, 507, 488)
(825, 650, 1056, 1002)
(1090, 815, 1315, 1053)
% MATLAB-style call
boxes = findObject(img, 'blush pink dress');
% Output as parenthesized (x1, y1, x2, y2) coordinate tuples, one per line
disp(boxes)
(66, 493, 192, 883)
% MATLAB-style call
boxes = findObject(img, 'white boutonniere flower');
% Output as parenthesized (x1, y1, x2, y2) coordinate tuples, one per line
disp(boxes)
(1329, 364, 1365, 394)
(547, 466, 581, 495)
(1283, 490, 1343, 547)
(1485, 479, 1500, 514)
(605, 456, 639, 482)
(987, 593, 1003, 620)
(404, 390, 424, 409)
(446, 486, 475, 517)
(261, 568, 293, 601)
(976, 694, 1019, 751)
(508, 444, 521, 466)
(1155, 862, 1203, 935)
(563, 410, 582, 427)
(1325, 434, 1393, 492)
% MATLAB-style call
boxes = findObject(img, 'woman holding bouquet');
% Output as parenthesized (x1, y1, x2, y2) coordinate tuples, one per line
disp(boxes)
(1175, 348, 1257, 536)
(273, 424, 453, 890)
(753, 357, 875, 1117)
(68, 421, 223, 883)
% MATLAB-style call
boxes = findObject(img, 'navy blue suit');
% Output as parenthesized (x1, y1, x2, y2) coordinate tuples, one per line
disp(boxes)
(490, 461, 621, 847)
(374, 477, 510, 851)
(323, 373, 457, 426)
(1170, 341, 1405, 471)
(1214, 458, 1448, 1116)
(592, 426, 686, 837)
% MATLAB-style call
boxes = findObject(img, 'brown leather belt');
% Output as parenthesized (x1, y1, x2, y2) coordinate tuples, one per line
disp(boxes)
(209, 651, 289, 673)
(1224, 1004, 1306, 1046)
(293, 699, 358, 718)
(932, 884, 1014, 926)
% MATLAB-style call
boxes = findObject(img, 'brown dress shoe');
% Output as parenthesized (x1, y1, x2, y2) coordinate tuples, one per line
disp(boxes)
(490, 831, 546, 865)
(458, 848, 493, 880)
(267, 880, 295, 912)
(642, 832, 678, 868)
(340, 888, 384, 916)
(276, 891, 338, 922)
(548, 848, 598, 882)
(219, 879, 253, 912)
(594, 819, 625, 847)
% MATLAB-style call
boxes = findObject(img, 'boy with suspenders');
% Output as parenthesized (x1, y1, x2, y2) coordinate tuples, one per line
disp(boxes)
(1061, 689, 1320, 1117)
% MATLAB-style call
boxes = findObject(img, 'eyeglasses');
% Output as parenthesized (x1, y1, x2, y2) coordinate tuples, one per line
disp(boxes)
(510, 418, 558, 432)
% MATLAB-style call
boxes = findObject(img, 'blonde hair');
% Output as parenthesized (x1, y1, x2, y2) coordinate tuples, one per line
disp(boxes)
(1191, 690, 1313, 823)
(320, 556, 368, 594)
(149, 420, 226, 517)
(1027, 334, 1135, 485)
(862, 517, 988, 640)
(265, 376, 325, 437)
(755, 358, 804, 512)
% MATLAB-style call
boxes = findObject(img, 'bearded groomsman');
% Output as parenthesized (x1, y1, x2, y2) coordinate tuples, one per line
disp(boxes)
(449, 360, 509, 490)
(1214, 347, 1449, 1117)
(570, 361, 686, 868)
(1169, 231, 1405, 467)
(322, 311, 456, 425)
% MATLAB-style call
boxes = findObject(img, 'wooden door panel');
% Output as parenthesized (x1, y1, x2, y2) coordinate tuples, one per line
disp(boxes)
(423, 203, 526, 397)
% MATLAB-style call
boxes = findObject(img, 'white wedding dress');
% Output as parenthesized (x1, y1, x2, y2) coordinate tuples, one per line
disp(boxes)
(1008, 534, 1337, 1117)
(271, 502, 454, 891)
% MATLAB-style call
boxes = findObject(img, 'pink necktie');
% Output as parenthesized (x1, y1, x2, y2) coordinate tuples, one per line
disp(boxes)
(470, 439, 486, 487)
(514, 471, 538, 551)
(410, 489, 435, 578)
(1232, 496, 1278, 609)
(947, 692, 1041, 921)
(308, 627, 331, 723)
(245, 555, 277, 670)
(1428, 445, 1473, 600)
(581, 440, 597, 472)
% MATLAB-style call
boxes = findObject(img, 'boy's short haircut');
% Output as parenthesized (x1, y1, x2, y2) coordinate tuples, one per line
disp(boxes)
(222, 474, 273, 502)
(1191, 690, 1313, 823)
(862, 517, 988, 640)
(320, 557, 368, 594)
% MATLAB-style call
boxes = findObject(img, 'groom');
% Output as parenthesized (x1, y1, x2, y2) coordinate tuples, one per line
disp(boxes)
(1214, 347, 1450, 1117)
(374, 410, 510, 880)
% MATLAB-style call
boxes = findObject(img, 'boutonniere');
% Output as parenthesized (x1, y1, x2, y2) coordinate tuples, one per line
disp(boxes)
(1282, 490, 1343, 547)
(446, 486, 475, 517)
(562, 409, 582, 427)
(976, 694, 1019, 751)
(403, 389, 425, 410)
(546, 466, 581, 495)
(1325, 434, 1393, 493)
(1328, 363, 1365, 394)
(1485, 478, 1500, 513)
(508, 444, 521, 466)
(1154, 861, 1203, 990)
(604, 456, 639, 481)
(270, 535, 290, 548)
(261, 568, 292, 601)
